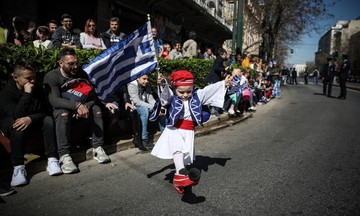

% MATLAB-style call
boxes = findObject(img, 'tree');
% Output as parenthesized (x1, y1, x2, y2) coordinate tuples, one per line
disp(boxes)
(254, 0, 335, 64)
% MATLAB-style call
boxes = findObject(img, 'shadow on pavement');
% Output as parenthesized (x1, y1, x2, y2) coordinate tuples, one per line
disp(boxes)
(146, 155, 232, 180)
(181, 186, 206, 204)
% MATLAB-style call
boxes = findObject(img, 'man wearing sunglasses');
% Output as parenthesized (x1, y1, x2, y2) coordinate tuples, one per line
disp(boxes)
(51, 13, 82, 49)
(44, 48, 110, 174)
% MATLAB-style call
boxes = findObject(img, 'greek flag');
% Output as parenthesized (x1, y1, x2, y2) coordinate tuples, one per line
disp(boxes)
(83, 21, 158, 101)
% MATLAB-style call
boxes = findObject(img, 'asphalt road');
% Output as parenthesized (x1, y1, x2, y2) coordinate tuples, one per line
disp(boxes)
(1, 83, 360, 216)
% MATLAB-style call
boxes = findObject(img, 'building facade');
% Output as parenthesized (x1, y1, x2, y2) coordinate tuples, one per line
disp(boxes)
(222, 0, 262, 56)
(315, 18, 360, 75)
(1, 0, 232, 50)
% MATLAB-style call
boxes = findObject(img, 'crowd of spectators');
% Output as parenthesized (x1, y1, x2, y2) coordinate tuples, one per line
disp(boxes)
(0, 13, 283, 196)
(0, 14, 125, 50)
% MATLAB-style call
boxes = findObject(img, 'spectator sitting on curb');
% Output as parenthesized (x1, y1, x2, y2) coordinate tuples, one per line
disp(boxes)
(225, 68, 243, 115)
(244, 70, 257, 111)
(264, 79, 273, 100)
(0, 61, 62, 187)
(248, 79, 259, 107)
(44, 48, 110, 174)
(257, 79, 269, 104)
(102, 86, 148, 151)
(127, 74, 156, 150)
(237, 69, 252, 114)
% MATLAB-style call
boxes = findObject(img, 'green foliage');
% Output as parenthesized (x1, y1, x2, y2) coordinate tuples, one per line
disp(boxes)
(0, 44, 213, 89)
(75, 49, 102, 65)
(0, 44, 101, 87)
(157, 58, 213, 88)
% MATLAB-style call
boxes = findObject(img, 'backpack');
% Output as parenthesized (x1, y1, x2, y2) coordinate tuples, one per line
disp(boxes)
(242, 88, 251, 101)
(61, 78, 93, 103)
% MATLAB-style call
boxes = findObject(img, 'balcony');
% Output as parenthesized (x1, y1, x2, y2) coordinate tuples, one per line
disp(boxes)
(192, 0, 232, 30)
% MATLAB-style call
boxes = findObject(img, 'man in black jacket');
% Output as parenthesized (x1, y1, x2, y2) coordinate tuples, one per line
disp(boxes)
(205, 48, 230, 118)
(321, 57, 336, 97)
(0, 61, 62, 187)
(205, 48, 230, 84)
(338, 54, 351, 99)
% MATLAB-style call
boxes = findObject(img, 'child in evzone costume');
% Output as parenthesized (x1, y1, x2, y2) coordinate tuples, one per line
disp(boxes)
(150, 70, 232, 194)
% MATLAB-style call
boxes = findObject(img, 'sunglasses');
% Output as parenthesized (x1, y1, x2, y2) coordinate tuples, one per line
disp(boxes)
(88, 24, 96, 27)
(63, 61, 79, 67)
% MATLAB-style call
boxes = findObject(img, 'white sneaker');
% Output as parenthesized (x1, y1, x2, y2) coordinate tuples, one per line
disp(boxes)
(93, 146, 111, 164)
(47, 158, 63, 176)
(60, 154, 78, 174)
(228, 108, 235, 115)
(249, 106, 257, 111)
(11, 165, 28, 187)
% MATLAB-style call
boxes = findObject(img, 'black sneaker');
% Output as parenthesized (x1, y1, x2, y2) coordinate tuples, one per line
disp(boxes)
(0, 183, 15, 197)
(143, 139, 154, 150)
(133, 136, 148, 151)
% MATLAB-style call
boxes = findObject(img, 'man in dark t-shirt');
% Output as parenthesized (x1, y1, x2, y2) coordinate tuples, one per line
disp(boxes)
(44, 48, 110, 174)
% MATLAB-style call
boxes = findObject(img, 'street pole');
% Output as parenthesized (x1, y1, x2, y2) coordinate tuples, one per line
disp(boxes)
(236, 0, 243, 54)
(231, 0, 237, 58)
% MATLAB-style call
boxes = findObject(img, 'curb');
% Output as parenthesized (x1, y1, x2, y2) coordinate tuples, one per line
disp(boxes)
(332, 83, 360, 91)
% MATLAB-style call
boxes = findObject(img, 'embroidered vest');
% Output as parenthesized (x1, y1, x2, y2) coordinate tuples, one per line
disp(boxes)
(149, 89, 211, 127)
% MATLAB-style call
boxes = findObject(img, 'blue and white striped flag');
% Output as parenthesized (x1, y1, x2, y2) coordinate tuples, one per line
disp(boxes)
(83, 21, 158, 101)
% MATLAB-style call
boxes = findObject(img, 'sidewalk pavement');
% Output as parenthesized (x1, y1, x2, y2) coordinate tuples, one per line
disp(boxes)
(333, 82, 360, 91)
(14, 111, 254, 176)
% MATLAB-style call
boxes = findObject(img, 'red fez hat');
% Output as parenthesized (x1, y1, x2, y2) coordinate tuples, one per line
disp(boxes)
(170, 70, 194, 86)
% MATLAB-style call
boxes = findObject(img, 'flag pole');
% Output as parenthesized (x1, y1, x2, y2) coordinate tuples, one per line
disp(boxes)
(148, 14, 162, 95)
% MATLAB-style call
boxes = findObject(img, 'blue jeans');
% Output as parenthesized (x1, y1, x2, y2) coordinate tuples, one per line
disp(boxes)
(314, 77, 318, 85)
(136, 106, 149, 140)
